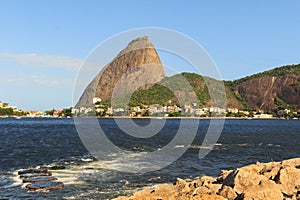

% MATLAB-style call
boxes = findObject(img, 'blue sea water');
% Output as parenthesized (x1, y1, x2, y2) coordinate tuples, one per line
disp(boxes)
(0, 118, 299, 199)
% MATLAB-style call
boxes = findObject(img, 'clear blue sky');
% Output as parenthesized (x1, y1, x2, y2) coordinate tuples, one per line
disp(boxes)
(0, 0, 299, 111)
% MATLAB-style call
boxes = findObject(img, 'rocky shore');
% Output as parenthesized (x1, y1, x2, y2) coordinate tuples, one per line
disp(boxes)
(113, 158, 300, 200)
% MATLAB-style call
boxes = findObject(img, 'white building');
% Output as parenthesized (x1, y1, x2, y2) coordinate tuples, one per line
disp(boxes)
(93, 97, 101, 104)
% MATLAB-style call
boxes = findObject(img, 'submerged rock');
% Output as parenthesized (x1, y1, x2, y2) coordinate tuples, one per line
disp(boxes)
(18, 167, 65, 191)
(23, 176, 58, 183)
(50, 165, 66, 170)
(113, 157, 300, 200)
(19, 172, 52, 179)
(25, 181, 64, 190)
(18, 168, 49, 175)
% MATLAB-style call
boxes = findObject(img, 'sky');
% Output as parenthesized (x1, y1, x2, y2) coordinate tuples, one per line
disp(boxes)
(0, 0, 299, 111)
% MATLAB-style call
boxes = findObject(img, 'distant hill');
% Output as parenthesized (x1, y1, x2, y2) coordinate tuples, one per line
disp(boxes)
(227, 64, 300, 111)
(129, 72, 244, 109)
(129, 64, 300, 112)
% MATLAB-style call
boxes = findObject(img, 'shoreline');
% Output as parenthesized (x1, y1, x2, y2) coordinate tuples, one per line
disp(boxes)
(0, 115, 298, 120)
(113, 157, 300, 200)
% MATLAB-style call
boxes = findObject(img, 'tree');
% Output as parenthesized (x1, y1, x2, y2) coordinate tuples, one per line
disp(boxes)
(0, 108, 13, 116)
(45, 109, 55, 116)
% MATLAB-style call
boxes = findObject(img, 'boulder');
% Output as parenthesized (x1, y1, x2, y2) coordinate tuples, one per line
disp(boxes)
(217, 169, 234, 183)
(175, 178, 191, 193)
(218, 185, 237, 200)
(243, 179, 283, 200)
(113, 158, 300, 200)
(278, 167, 300, 196)
(281, 158, 300, 168)
(191, 194, 226, 200)
(260, 162, 281, 180)
(232, 164, 269, 194)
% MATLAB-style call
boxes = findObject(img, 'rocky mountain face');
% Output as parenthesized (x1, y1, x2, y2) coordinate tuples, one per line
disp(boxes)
(76, 35, 299, 111)
(132, 64, 300, 111)
(76, 36, 165, 107)
(231, 65, 300, 111)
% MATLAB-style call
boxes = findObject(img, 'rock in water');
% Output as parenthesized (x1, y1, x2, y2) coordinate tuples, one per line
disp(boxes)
(25, 182, 64, 190)
(19, 172, 52, 179)
(76, 36, 166, 107)
(18, 168, 49, 175)
(23, 176, 58, 183)
(50, 165, 66, 170)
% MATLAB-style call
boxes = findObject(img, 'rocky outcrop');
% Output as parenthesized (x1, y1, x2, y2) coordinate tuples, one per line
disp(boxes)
(235, 73, 300, 111)
(18, 166, 65, 190)
(76, 36, 165, 107)
(113, 158, 300, 200)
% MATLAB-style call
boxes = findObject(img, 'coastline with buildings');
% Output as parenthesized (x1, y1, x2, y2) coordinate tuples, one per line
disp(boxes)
(0, 101, 72, 118)
(71, 97, 299, 119)
(1, 97, 298, 119)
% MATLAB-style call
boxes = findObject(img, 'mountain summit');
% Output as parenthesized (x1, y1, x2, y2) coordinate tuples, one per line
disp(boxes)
(76, 36, 166, 107)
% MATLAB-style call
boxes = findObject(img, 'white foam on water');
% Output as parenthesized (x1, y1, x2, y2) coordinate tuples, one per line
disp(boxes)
(81, 158, 93, 162)
(4, 170, 23, 188)
(237, 143, 250, 147)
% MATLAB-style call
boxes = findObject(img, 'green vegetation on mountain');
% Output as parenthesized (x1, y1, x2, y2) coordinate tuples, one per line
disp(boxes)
(226, 64, 300, 111)
(128, 72, 243, 109)
(126, 64, 300, 112)
(228, 64, 300, 89)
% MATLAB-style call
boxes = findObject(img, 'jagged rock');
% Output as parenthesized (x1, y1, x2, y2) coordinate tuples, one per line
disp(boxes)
(113, 158, 300, 200)
(222, 170, 236, 187)
(175, 178, 191, 193)
(243, 179, 283, 200)
(281, 158, 300, 168)
(259, 161, 281, 180)
(198, 176, 217, 187)
(25, 181, 64, 190)
(278, 167, 300, 196)
(76, 36, 165, 107)
(218, 185, 237, 200)
(191, 194, 225, 200)
(217, 169, 234, 183)
(232, 164, 269, 194)
(192, 186, 212, 196)
(191, 176, 222, 195)
(235, 72, 300, 111)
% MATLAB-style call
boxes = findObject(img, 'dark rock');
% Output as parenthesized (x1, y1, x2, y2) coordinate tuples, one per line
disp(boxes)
(50, 166, 66, 170)
(18, 168, 49, 175)
(23, 176, 58, 183)
(218, 185, 237, 200)
(19, 172, 52, 179)
(25, 182, 64, 190)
